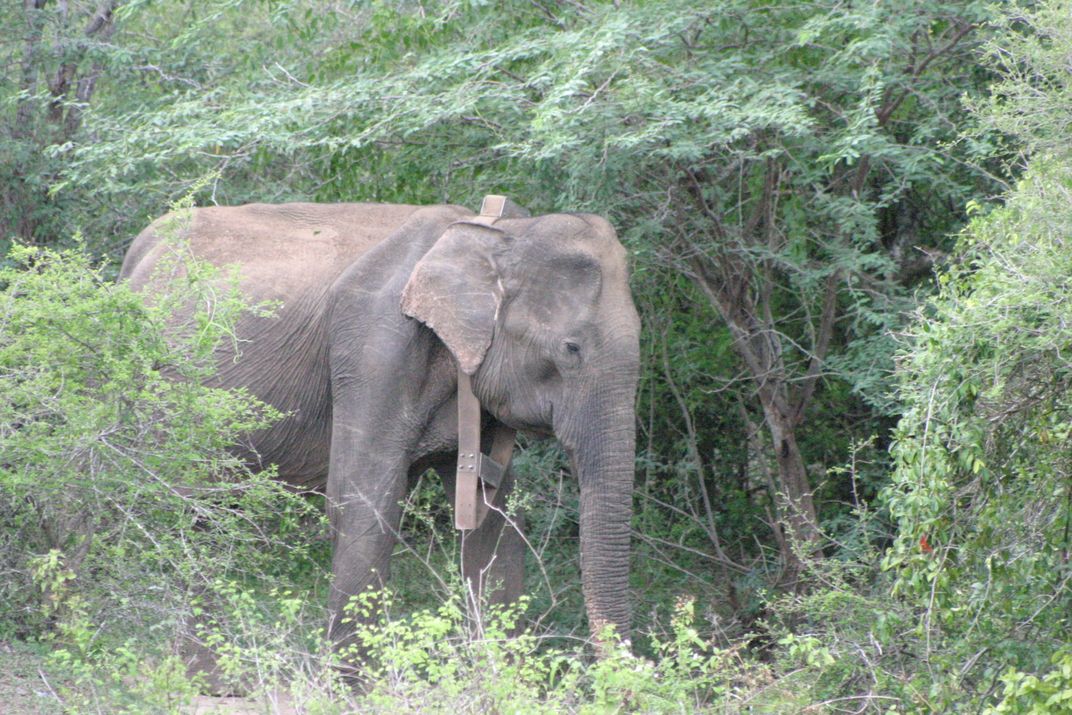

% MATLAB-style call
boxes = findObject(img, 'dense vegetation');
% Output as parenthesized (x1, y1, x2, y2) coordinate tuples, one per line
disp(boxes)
(1, 0, 1070, 712)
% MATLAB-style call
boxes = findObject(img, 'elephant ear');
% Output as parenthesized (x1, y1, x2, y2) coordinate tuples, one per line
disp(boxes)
(401, 222, 508, 375)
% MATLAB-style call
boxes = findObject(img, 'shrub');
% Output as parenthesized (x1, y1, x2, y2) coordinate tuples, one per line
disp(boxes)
(884, 160, 1072, 708)
(0, 230, 326, 703)
(333, 589, 746, 714)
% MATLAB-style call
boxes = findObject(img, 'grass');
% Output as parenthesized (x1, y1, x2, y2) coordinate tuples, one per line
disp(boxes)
(0, 640, 66, 714)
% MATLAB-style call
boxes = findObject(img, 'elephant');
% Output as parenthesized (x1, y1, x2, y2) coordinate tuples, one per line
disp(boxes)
(119, 197, 641, 652)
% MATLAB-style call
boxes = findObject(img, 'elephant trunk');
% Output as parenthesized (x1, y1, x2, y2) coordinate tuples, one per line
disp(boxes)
(562, 382, 637, 643)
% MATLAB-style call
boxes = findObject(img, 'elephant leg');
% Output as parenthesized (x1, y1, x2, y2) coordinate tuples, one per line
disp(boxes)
(443, 467, 526, 620)
(327, 485, 406, 634)
(324, 415, 410, 657)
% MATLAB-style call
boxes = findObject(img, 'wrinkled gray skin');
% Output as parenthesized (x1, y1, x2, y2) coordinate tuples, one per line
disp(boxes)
(120, 202, 641, 649)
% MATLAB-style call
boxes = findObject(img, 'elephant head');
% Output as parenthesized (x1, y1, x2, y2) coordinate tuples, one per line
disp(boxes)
(401, 213, 641, 639)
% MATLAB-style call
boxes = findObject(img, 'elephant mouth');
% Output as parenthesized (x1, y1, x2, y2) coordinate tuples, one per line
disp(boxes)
(483, 393, 555, 437)
(495, 411, 553, 438)
(524, 425, 554, 440)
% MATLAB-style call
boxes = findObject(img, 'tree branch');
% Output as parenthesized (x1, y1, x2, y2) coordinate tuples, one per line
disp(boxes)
(874, 20, 976, 127)
(792, 269, 840, 427)
(15, 0, 50, 133)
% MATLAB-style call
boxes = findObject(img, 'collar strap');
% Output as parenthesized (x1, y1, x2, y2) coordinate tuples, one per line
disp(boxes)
(455, 369, 516, 529)
(453, 195, 525, 530)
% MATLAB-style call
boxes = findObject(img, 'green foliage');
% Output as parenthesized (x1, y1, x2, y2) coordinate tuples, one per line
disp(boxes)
(338, 589, 746, 714)
(884, 2, 1072, 707)
(48, 608, 202, 715)
(48, 578, 752, 713)
(974, 1, 1072, 161)
(183, 578, 343, 710)
(885, 157, 1072, 707)
(0, 233, 326, 656)
(345, 591, 557, 712)
(45, 576, 338, 713)
(986, 649, 1072, 715)
(757, 555, 923, 712)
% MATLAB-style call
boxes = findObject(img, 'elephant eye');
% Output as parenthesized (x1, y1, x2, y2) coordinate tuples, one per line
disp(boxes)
(565, 341, 581, 356)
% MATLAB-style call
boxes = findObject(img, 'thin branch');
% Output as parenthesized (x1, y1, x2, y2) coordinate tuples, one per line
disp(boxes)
(875, 20, 977, 127)
(659, 331, 742, 585)
(792, 269, 840, 426)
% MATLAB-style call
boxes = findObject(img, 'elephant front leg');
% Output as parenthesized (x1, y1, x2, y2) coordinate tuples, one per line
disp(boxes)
(324, 430, 409, 659)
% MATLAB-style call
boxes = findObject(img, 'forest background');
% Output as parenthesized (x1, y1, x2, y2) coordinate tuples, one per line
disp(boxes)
(1, 0, 1070, 712)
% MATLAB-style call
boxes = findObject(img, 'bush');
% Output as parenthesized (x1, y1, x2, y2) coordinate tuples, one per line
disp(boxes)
(331, 588, 747, 714)
(0, 230, 327, 704)
(883, 159, 1072, 708)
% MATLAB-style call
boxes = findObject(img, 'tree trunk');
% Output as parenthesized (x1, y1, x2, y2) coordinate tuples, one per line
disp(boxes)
(15, 0, 50, 135)
(760, 399, 820, 583)
(681, 164, 835, 579)
(7, 0, 121, 243)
